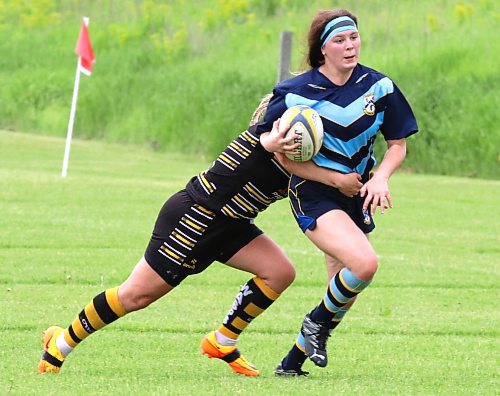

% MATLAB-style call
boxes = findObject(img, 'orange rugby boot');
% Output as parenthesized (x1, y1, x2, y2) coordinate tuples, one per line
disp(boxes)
(201, 331, 259, 376)
(37, 326, 65, 373)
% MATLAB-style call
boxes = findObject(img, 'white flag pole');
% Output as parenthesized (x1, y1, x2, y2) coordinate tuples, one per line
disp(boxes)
(61, 57, 82, 177)
(62, 17, 89, 178)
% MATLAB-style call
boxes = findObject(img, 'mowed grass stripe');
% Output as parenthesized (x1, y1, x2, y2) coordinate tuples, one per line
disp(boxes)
(0, 130, 498, 395)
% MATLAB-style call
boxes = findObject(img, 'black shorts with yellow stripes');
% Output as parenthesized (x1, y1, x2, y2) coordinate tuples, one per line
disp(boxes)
(144, 189, 263, 287)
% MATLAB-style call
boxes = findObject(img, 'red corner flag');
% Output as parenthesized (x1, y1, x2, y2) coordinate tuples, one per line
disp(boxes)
(61, 17, 95, 178)
(75, 18, 95, 76)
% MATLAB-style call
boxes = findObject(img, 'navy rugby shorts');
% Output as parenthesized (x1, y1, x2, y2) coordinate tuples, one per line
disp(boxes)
(144, 189, 263, 287)
(288, 176, 375, 234)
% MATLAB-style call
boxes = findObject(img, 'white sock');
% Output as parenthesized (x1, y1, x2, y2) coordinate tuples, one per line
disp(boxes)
(215, 330, 237, 346)
(56, 331, 74, 357)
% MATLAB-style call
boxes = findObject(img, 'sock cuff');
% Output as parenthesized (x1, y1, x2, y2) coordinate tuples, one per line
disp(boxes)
(252, 276, 280, 300)
(214, 329, 238, 345)
(338, 268, 372, 293)
(105, 287, 127, 317)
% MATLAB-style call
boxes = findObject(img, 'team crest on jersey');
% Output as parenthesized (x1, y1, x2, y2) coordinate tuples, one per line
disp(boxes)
(362, 209, 371, 225)
(363, 93, 375, 116)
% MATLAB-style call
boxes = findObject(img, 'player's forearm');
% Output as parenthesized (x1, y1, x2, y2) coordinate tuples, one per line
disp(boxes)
(373, 139, 407, 180)
(276, 154, 342, 187)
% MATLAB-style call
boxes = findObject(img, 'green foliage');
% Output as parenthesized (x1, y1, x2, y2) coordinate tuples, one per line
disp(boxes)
(1, 131, 499, 394)
(0, 0, 61, 28)
(0, 0, 498, 178)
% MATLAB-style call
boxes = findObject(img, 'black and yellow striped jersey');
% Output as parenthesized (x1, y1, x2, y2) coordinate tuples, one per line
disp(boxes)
(185, 126, 290, 219)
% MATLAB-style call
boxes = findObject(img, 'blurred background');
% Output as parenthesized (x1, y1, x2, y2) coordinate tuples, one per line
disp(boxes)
(0, 0, 498, 178)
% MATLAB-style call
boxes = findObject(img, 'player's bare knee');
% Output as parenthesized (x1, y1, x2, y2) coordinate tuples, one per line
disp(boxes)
(260, 261, 295, 293)
(358, 255, 378, 281)
(280, 262, 296, 287)
(350, 254, 378, 281)
(120, 290, 155, 312)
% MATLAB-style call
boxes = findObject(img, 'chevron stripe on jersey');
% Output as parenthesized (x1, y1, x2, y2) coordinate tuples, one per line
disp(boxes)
(258, 64, 418, 177)
(285, 77, 393, 127)
(284, 78, 392, 175)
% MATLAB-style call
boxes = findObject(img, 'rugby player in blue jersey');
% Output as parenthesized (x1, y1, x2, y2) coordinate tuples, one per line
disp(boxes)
(37, 98, 362, 377)
(258, 9, 419, 376)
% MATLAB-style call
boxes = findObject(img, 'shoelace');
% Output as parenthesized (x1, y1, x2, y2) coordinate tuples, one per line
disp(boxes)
(314, 327, 331, 350)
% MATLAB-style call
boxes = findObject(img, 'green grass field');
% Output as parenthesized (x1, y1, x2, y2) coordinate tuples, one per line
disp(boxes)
(0, 130, 498, 395)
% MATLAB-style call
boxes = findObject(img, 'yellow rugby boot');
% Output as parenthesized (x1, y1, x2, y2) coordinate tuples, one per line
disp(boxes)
(37, 326, 65, 373)
(201, 331, 259, 377)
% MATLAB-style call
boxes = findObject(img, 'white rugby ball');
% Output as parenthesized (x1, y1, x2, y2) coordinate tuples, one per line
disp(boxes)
(279, 105, 324, 162)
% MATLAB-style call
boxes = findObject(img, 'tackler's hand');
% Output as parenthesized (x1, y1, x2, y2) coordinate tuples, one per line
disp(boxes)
(260, 119, 300, 155)
(336, 172, 362, 197)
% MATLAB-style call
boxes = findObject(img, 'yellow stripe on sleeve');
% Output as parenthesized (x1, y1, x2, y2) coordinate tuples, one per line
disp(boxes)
(221, 206, 239, 218)
(245, 184, 271, 204)
(199, 172, 214, 193)
(233, 195, 254, 212)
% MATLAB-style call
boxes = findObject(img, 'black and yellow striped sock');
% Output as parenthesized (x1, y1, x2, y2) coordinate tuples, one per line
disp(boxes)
(218, 277, 280, 340)
(62, 286, 127, 349)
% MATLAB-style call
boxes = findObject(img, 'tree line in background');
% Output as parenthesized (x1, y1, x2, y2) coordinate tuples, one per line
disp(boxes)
(0, 0, 497, 179)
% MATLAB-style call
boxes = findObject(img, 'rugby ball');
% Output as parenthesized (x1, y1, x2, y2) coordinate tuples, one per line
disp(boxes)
(279, 105, 324, 162)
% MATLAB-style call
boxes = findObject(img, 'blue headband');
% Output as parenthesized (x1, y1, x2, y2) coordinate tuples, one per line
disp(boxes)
(320, 16, 358, 47)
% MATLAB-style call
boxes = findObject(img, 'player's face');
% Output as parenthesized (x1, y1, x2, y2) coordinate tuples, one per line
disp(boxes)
(322, 29, 360, 72)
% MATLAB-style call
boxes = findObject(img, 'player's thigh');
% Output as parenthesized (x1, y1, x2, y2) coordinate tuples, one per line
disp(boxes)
(306, 210, 376, 276)
(225, 234, 295, 293)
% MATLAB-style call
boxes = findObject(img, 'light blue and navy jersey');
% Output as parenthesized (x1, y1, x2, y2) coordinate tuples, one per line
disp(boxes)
(256, 64, 418, 178)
